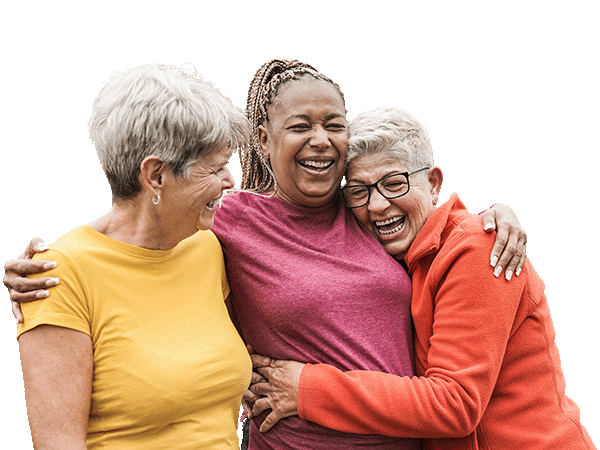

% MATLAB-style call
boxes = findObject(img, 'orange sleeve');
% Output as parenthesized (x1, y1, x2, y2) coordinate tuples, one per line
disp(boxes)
(298, 231, 527, 438)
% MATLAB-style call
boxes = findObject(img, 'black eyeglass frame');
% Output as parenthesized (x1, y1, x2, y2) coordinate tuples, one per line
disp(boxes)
(341, 166, 430, 208)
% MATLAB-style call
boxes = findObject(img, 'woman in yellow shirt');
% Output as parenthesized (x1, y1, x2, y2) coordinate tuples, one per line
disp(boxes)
(15, 64, 252, 449)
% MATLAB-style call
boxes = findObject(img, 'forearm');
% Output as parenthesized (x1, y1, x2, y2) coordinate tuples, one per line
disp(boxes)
(299, 233, 525, 438)
(299, 364, 481, 438)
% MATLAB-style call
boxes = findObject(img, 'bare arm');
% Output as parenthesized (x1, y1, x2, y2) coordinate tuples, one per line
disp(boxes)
(19, 325, 93, 449)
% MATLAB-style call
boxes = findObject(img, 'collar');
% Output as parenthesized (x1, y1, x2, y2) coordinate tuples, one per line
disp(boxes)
(405, 193, 466, 275)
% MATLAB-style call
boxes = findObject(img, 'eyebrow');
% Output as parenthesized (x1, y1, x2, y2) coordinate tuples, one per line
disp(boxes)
(346, 170, 401, 185)
(345, 176, 369, 185)
(285, 113, 346, 122)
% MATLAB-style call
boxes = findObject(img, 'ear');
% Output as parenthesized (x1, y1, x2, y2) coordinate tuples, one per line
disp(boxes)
(139, 155, 166, 197)
(428, 166, 443, 198)
(257, 124, 271, 162)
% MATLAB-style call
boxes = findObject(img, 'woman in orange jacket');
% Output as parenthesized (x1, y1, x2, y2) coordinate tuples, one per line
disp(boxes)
(247, 106, 596, 449)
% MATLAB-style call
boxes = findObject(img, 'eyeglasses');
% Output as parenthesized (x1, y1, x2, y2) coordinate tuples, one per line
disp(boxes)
(341, 167, 430, 208)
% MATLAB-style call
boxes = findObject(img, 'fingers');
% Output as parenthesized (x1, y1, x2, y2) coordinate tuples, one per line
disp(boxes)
(5, 258, 57, 276)
(242, 399, 253, 419)
(490, 224, 509, 277)
(12, 301, 24, 324)
(249, 375, 271, 397)
(500, 241, 527, 281)
(251, 353, 272, 369)
(251, 370, 267, 385)
(245, 364, 270, 419)
(481, 209, 497, 233)
(252, 396, 272, 420)
(23, 238, 49, 259)
(258, 409, 282, 433)
(4, 258, 59, 303)
(491, 220, 528, 281)
(5, 273, 60, 303)
(242, 389, 259, 419)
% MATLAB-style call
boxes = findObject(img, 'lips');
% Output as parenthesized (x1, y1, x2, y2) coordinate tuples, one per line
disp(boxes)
(375, 216, 405, 236)
(298, 159, 334, 172)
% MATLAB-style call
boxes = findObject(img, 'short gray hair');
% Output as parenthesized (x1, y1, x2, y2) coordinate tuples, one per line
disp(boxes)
(89, 64, 248, 201)
(347, 106, 433, 171)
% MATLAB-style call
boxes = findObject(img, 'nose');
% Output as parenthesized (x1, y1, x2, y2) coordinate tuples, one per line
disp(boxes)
(368, 188, 391, 213)
(222, 166, 235, 191)
(309, 125, 331, 150)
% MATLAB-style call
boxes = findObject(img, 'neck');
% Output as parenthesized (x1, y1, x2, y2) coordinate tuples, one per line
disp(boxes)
(273, 188, 340, 209)
(88, 198, 182, 250)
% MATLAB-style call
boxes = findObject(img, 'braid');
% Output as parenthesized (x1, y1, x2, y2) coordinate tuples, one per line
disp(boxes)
(240, 59, 345, 192)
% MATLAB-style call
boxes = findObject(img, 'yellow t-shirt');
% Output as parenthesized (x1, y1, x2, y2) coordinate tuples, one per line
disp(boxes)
(18, 226, 251, 449)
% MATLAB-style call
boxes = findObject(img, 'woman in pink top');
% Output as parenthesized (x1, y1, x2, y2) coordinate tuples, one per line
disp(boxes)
(5, 60, 527, 449)
(244, 107, 596, 449)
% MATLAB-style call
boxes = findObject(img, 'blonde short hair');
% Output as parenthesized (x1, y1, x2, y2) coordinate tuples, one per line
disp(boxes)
(89, 64, 248, 200)
(348, 106, 433, 171)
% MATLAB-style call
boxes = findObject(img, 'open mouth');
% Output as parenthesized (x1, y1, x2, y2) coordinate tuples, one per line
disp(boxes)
(206, 197, 222, 210)
(375, 216, 405, 235)
(298, 160, 334, 173)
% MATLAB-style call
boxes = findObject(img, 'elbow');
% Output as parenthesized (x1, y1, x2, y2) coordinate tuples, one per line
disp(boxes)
(434, 407, 481, 438)
(453, 415, 480, 438)
(432, 387, 484, 438)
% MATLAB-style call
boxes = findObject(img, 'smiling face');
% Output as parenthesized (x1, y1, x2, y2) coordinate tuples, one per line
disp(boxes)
(258, 76, 348, 208)
(346, 152, 443, 261)
(164, 146, 235, 237)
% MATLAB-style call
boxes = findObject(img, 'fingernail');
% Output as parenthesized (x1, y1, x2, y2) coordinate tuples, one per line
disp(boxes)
(36, 244, 49, 252)
(516, 267, 522, 276)
(45, 278, 60, 287)
(494, 266, 502, 278)
(505, 270, 513, 281)
(42, 262, 57, 270)
(35, 290, 50, 299)
(490, 256, 498, 267)
(484, 223, 494, 231)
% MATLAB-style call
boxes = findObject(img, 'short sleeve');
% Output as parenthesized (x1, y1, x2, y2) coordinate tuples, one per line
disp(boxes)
(17, 249, 92, 339)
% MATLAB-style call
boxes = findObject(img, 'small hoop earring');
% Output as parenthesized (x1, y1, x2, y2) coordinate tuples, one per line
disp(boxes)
(152, 194, 161, 205)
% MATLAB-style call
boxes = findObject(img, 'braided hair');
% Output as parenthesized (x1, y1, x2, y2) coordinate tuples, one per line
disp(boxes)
(240, 59, 346, 192)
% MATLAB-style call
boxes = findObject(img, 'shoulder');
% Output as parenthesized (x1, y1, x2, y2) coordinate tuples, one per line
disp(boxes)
(409, 195, 492, 263)
(213, 190, 273, 239)
(440, 207, 496, 264)
(409, 195, 500, 280)
(179, 229, 223, 258)
(32, 226, 93, 272)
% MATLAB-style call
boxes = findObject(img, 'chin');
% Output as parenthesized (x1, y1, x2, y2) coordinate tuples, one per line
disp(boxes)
(382, 243, 408, 261)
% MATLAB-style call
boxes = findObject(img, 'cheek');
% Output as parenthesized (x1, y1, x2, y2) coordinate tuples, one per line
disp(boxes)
(336, 135, 349, 155)
(352, 209, 372, 231)
(406, 203, 430, 231)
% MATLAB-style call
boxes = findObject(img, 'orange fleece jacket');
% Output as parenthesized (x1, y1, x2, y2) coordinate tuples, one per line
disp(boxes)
(298, 194, 595, 449)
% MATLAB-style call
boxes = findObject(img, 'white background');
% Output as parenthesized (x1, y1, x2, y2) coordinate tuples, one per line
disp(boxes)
(1, 1, 598, 447)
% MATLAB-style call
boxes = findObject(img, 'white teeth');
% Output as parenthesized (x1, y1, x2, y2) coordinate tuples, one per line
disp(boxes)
(375, 216, 403, 227)
(300, 160, 333, 169)
(378, 223, 404, 235)
(375, 216, 405, 235)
